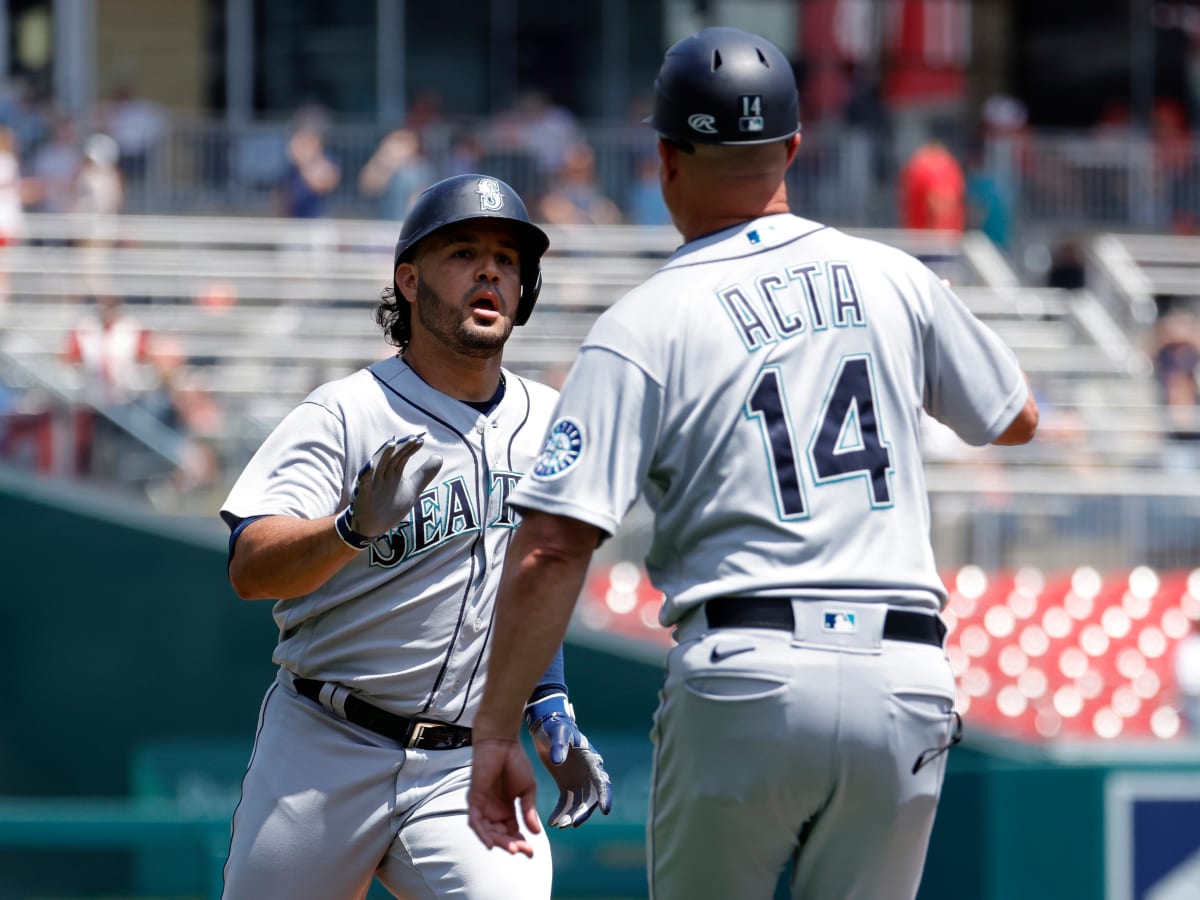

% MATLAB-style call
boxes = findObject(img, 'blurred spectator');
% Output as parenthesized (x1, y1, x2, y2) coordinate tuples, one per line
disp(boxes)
(100, 80, 168, 182)
(966, 101, 1024, 251)
(0, 76, 47, 152)
(0, 126, 27, 245)
(73, 133, 124, 217)
(1153, 98, 1200, 234)
(141, 337, 224, 504)
(1173, 617, 1200, 736)
(537, 141, 621, 226)
(443, 129, 485, 178)
(1046, 239, 1087, 290)
(965, 153, 1012, 249)
(1149, 307, 1200, 469)
(403, 87, 445, 137)
(0, 125, 28, 305)
(624, 150, 671, 226)
(61, 294, 155, 475)
(900, 140, 965, 232)
(276, 121, 340, 218)
(72, 133, 124, 299)
(357, 126, 434, 220)
(63, 294, 154, 406)
(29, 114, 83, 214)
(489, 89, 580, 184)
(841, 62, 894, 219)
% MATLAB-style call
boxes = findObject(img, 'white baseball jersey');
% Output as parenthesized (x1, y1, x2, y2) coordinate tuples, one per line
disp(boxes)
(221, 355, 559, 724)
(512, 213, 1028, 623)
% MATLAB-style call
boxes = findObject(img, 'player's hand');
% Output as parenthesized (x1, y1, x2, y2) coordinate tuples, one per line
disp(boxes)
(336, 433, 443, 547)
(524, 693, 613, 828)
(467, 736, 541, 857)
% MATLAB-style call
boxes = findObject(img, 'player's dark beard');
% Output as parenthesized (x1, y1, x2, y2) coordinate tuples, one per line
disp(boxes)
(414, 278, 512, 358)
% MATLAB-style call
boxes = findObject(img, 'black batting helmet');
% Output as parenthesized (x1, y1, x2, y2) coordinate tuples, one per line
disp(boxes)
(645, 27, 800, 148)
(393, 174, 549, 326)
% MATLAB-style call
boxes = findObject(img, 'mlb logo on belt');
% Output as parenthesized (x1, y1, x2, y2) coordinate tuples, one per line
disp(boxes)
(823, 610, 857, 633)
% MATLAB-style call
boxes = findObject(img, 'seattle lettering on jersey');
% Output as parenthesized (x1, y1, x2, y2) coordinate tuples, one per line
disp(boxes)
(718, 260, 865, 351)
(368, 470, 523, 568)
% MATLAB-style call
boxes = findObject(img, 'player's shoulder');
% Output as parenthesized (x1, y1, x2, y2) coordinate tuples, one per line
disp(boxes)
(299, 366, 379, 412)
(816, 225, 931, 272)
(505, 369, 559, 408)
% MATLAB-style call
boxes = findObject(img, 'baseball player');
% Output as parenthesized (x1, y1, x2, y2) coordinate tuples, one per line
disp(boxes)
(468, 27, 1039, 900)
(219, 174, 611, 900)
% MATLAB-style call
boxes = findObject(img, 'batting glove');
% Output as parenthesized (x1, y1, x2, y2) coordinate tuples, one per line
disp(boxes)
(334, 433, 443, 550)
(524, 692, 613, 828)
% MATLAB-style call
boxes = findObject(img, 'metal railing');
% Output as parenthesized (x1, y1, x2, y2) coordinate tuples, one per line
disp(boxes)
(37, 117, 1200, 235)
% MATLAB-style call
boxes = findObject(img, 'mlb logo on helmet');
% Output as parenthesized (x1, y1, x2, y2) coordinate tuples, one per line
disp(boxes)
(739, 94, 764, 133)
(823, 611, 857, 633)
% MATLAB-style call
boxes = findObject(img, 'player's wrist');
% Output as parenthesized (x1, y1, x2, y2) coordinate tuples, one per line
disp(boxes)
(523, 692, 575, 730)
(334, 506, 373, 550)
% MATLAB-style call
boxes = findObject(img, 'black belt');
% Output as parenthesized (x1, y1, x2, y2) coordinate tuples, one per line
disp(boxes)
(705, 597, 946, 647)
(293, 678, 472, 750)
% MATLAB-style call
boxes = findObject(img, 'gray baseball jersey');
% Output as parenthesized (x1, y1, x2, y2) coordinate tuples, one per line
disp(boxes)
(514, 213, 1028, 622)
(510, 212, 1026, 899)
(221, 355, 559, 724)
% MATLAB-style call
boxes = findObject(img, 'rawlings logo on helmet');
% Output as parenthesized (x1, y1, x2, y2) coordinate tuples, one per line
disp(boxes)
(476, 178, 504, 211)
(687, 113, 718, 135)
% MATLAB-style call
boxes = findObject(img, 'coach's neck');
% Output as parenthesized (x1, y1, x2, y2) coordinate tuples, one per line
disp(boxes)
(659, 135, 800, 243)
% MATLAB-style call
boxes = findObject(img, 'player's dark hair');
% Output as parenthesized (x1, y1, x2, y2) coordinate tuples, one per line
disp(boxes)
(375, 283, 411, 349)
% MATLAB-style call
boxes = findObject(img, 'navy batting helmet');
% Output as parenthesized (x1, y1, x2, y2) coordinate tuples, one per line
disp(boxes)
(645, 27, 800, 148)
(393, 174, 549, 326)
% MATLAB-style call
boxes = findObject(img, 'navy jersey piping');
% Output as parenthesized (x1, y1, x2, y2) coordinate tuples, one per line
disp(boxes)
(371, 368, 484, 720)
(454, 374, 536, 723)
(657, 224, 829, 274)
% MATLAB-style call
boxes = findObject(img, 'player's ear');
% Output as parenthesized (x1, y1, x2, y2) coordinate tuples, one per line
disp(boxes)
(658, 138, 682, 183)
(784, 133, 801, 166)
(395, 262, 419, 304)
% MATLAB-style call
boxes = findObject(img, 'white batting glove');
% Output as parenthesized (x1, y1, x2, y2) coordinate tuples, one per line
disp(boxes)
(334, 433, 443, 550)
(524, 693, 613, 828)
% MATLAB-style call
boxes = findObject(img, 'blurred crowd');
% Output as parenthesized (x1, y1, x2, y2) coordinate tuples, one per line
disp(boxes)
(0, 73, 1196, 509)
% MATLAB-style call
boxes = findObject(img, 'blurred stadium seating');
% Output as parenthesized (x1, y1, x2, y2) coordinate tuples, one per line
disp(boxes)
(6, 126, 1200, 899)
(574, 561, 1200, 744)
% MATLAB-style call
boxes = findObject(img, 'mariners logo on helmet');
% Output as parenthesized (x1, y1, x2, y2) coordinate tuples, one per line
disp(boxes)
(533, 418, 584, 479)
(687, 113, 718, 135)
(477, 178, 504, 211)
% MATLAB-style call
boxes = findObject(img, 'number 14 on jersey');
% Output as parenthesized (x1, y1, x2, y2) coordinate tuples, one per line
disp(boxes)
(745, 355, 894, 519)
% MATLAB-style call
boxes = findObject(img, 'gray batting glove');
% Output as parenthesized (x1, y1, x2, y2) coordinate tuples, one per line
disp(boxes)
(334, 433, 443, 549)
(525, 693, 613, 828)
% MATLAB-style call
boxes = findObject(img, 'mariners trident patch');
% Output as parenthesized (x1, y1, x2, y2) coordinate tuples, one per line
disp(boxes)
(477, 178, 504, 211)
(534, 418, 583, 479)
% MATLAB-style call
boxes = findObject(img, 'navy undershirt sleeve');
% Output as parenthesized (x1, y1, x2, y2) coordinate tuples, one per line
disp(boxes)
(527, 645, 568, 703)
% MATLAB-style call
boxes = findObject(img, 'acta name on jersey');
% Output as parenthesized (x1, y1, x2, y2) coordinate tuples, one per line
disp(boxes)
(717, 260, 866, 352)
(367, 471, 522, 568)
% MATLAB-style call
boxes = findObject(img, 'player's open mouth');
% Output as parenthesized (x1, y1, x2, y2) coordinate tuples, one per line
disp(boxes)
(469, 292, 501, 321)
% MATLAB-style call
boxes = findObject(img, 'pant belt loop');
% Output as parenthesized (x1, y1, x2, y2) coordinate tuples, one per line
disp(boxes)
(318, 682, 350, 719)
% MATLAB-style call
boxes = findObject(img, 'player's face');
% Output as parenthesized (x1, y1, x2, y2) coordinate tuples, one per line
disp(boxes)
(403, 221, 523, 358)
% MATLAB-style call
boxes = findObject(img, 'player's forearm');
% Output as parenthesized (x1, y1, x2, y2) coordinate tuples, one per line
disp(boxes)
(475, 513, 598, 741)
(228, 514, 359, 601)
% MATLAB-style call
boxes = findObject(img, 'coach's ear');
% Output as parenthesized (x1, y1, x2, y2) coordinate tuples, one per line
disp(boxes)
(395, 262, 418, 304)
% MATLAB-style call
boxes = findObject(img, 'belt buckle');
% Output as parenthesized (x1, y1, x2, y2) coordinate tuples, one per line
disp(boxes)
(406, 721, 436, 748)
